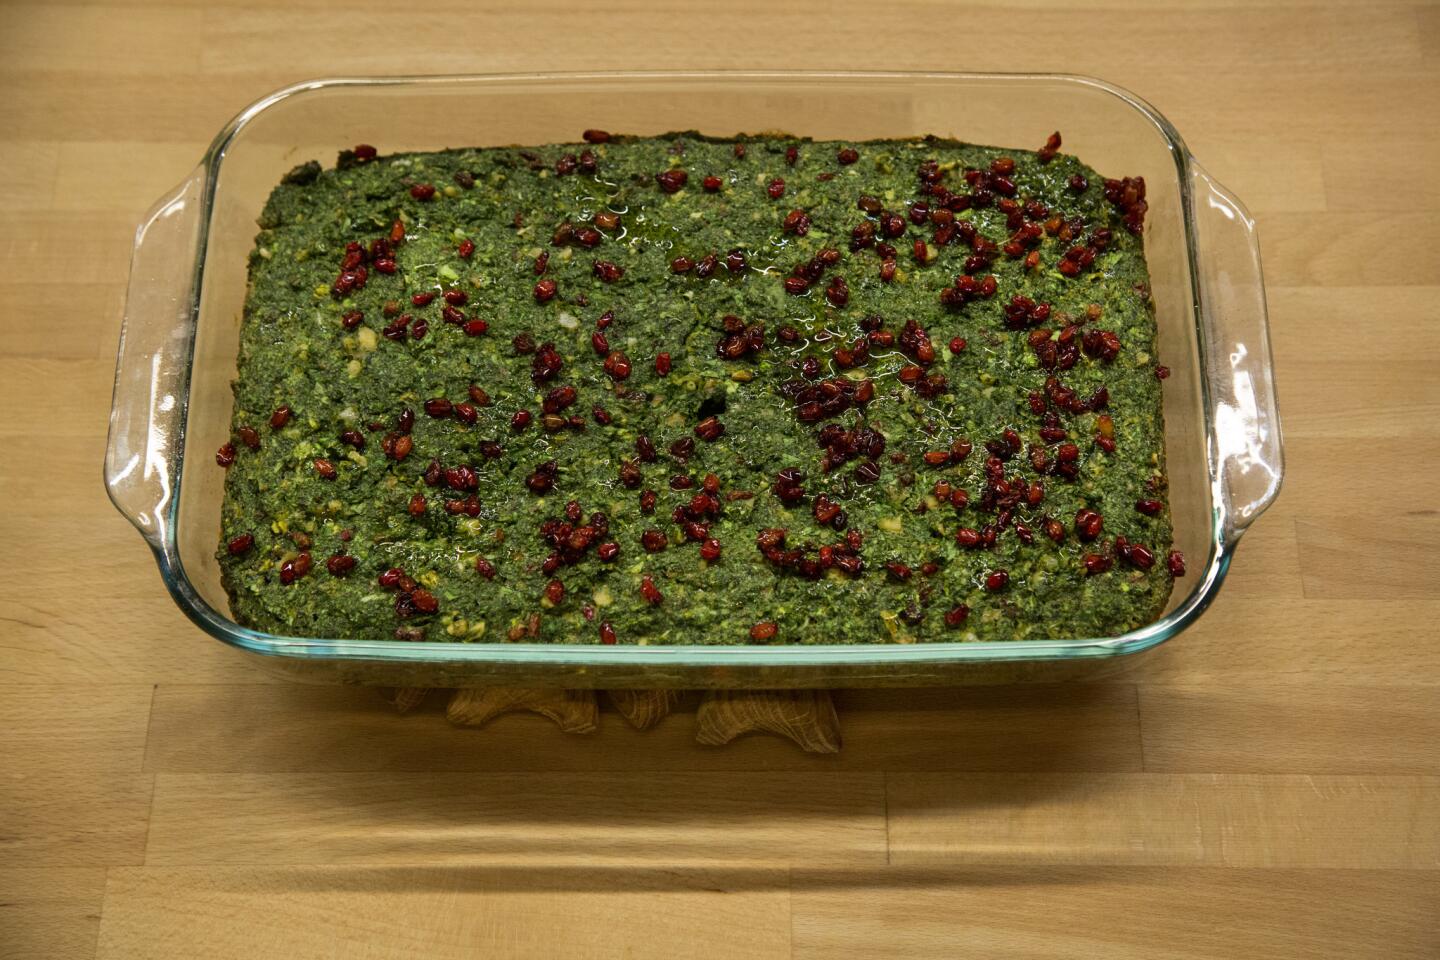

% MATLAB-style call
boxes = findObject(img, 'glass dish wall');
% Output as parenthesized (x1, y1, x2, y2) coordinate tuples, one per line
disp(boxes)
(106, 72, 1281, 687)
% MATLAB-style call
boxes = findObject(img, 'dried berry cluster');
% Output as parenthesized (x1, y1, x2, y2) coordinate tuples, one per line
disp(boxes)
(331, 219, 406, 297)
(1104, 176, 1148, 235)
(538, 500, 617, 577)
(378, 566, 439, 619)
(756, 527, 865, 580)
(782, 375, 876, 424)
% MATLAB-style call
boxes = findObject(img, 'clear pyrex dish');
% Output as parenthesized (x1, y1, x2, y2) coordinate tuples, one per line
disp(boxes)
(105, 72, 1281, 688)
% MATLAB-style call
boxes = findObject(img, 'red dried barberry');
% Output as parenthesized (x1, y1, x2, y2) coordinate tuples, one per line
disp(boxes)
(410, 588, 439, 614)
(694, 416, 726, 442)
(326, 554, 357, 577)
(1037, 131, 1062, 164)
(279, 551, 313, 585)
(525, 459, 559, 493)
(603, 351, 632, 380)
(1074, 508, 1104, 541)
(656, 169, 688, 194)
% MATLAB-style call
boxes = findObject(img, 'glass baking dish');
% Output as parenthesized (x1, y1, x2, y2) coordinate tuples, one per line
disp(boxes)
(105, 71, 1281, 688)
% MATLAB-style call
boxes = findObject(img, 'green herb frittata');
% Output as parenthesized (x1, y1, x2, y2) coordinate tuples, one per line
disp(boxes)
(216, 131, 1182, 645)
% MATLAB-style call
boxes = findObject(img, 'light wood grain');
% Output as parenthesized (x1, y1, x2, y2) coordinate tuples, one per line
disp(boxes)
(1139, 684, 1440, 774)
(0, 361, 117, 440)
(0, 869, 108, 960)
(1267, 288, 1440, 439)
(2, 283, 125, 359)
(791, 868, 1440, 960)
(3, 0, 1438, 955)
(0, 141, 62, 211)
(0, 775, 154, 868)
(0, 685, 156, 867)
(1181, 137, 1327, 213)
(1260, 212, 1440, 286)
(94, 866, 792, 960)
(1321, 137, 1440, 211)
(0, 215, 135, 285)
(1423, 6, 1440, 59)
(0, 596, 270, 684)
(143, 773, 886, 867)
(51, 142, 204, 213)
(1126, 598, 1440, 687)
(887, 773, 1440, 867)
(0, 684, 152, 775)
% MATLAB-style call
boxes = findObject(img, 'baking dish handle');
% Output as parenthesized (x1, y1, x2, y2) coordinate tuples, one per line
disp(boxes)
(104, 169, 207, 547)
(1189, 162, 1284, 543)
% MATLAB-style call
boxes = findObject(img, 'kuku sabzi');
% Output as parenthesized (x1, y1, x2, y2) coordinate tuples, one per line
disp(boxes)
(217, 130, 1183, 646)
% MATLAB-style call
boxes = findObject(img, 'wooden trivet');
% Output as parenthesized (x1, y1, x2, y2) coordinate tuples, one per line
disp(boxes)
(694, 689, 841, 753)
(380, 686, 841, 753)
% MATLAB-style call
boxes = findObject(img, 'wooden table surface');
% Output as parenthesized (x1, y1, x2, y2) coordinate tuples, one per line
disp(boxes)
(3, 1, 1438, 957)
